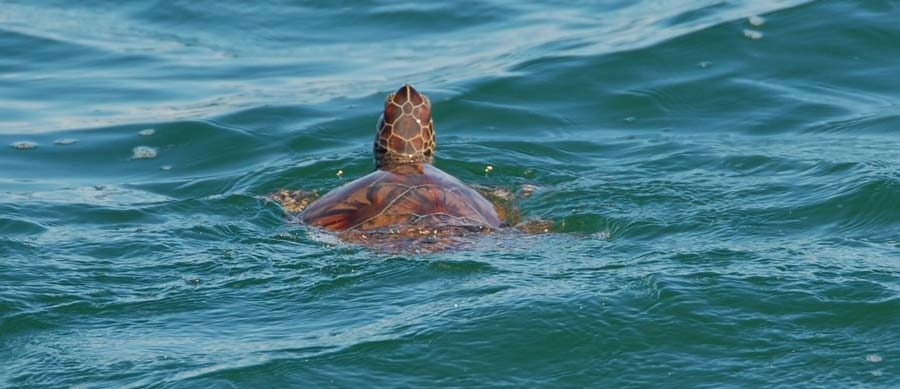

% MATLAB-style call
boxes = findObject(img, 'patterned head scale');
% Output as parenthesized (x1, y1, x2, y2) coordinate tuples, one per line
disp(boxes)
(374, 84, 436, 169)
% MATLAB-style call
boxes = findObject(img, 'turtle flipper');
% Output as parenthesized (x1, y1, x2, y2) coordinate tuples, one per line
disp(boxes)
(471, 184, 519, 227)
(513, 184, 556, 233)
(473, 183, 554, 233)
(268, 189, 319, 214)
(514, 219, 554, 234)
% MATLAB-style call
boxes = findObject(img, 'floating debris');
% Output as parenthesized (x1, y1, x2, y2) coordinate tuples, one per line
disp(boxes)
(743, 29, 764, 40)
(484, 165, 493, 176)
(336, 169, 344, 179)
(624, 116, 636, 123)
(54, 138, 78, 145)
(866, 354, 883, 363)
(132, 146, 158, 159)
(748, 15, 766, 27)
(160, 165, 173, 171)
(138, 128, 156, 136)
(10, 141, 38, 149)
(698, 61, 712, 69)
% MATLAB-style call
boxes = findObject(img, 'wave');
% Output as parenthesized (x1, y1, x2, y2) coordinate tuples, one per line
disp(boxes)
(1, 0, 814, 133)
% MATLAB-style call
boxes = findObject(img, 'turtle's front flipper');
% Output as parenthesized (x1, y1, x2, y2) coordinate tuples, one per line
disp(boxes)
(268, 189, 319, 214)
(472, 184, 520, 227)
(514, 184, 556, 233)
(514, 219, 554, 234)
(473, 183, 554, 233)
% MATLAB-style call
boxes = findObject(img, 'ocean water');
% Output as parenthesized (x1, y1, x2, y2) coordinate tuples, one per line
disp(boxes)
(2, 0, 900, 387)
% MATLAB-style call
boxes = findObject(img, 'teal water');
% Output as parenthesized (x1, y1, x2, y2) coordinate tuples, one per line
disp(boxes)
(3, 0, 900, 387)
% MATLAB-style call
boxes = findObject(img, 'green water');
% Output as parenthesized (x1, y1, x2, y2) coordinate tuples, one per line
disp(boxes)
(2, 1, 899, 387)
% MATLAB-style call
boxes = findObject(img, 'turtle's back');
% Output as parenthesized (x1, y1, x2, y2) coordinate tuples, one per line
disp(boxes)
(301, 164, 501, 231)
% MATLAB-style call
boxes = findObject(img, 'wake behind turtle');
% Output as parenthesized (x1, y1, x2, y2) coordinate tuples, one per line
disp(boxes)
(271, 84, 548, 250)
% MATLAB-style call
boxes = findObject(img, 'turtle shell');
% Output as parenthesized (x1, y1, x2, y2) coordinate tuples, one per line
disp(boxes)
(300, 164, 502, 231)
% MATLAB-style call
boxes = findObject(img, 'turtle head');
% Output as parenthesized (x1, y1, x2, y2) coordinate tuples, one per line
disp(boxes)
(374, 84, 435, 169)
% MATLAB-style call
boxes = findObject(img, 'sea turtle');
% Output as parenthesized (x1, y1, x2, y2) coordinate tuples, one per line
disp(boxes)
(271, 84, 548, 250)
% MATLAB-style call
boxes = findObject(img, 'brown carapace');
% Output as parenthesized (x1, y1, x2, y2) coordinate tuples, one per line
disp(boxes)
(298, 84, 503, 234)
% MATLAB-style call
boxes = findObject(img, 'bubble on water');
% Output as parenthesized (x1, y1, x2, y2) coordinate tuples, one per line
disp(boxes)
(138, 128, 156, 136)
(10, 141, 38, 149)
(866, 354, 882, 363)
(870, 370, 883, 377)
(698, 61, 712, 69)
(743, 29, 764, 40)
(748, 15, 766, 26)
(160, 165, 173, 171)
(132, 146, 158, 159)
(624, 116, 636, 123)
(54, 138, 78, 145)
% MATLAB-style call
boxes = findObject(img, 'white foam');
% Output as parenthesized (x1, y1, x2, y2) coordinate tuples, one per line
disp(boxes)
(10, 141, 38, 149)
(132, 146, 158, 159)
(307, 228, 343, 247)
(748, 15, 766, 27)
(54, 138, 78, 145)
(743, 29, 764, 40)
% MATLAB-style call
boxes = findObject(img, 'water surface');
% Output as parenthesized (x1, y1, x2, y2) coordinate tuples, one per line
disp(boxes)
(2, 0, 900, 387)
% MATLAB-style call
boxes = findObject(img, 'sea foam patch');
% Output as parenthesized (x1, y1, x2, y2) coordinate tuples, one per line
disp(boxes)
(10, 141, 38, 149)
(132, 146, 158, 159)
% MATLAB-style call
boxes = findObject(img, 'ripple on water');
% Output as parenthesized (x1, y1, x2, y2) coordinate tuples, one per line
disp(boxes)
(426, 259, 496, 274)
(6, 185, 171, 206)
(0, 217, 48, 236)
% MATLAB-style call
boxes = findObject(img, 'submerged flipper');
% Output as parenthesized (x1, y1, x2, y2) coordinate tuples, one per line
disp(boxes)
(268, 189, 320, 214)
